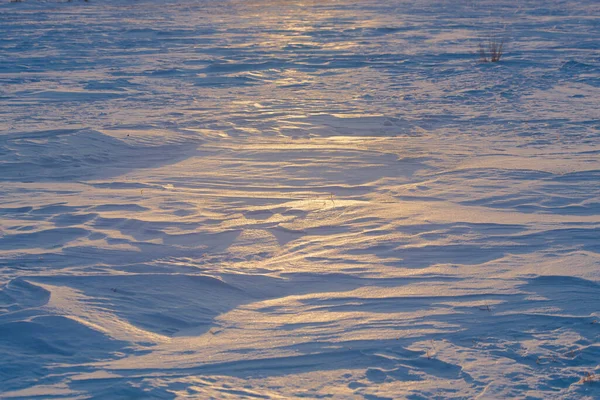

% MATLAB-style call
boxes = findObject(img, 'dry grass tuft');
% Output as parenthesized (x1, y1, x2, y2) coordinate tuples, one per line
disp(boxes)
(479, 38, 505, 62)
(579, 372, 596, 384)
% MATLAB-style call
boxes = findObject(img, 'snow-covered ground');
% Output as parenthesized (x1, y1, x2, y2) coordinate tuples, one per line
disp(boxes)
(1, 0, 599, 398)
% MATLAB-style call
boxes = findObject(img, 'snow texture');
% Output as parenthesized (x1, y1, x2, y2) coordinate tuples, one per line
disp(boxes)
(1, 0, 599, 398)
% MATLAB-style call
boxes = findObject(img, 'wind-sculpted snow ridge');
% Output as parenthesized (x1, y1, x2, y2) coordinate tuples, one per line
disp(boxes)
(0, 128, 203, 181)
(1, 0, 599, 398)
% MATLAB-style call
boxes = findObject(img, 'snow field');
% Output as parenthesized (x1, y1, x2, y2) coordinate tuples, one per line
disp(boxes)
(1, 0, 599, 398)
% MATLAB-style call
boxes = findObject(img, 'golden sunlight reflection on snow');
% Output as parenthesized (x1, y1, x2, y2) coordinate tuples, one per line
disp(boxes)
(4, 0, 600, 398)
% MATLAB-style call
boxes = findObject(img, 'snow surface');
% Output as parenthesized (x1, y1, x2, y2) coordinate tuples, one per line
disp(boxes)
(1, 0, 599, 398)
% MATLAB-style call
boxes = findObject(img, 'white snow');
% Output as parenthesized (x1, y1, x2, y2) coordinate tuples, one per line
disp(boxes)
(1, 0, 599, 398)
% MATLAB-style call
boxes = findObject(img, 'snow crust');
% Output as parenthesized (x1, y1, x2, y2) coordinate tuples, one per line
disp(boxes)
(1, 0, 599, 398)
